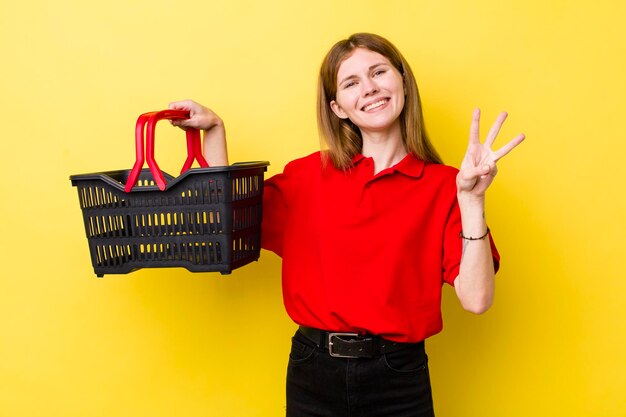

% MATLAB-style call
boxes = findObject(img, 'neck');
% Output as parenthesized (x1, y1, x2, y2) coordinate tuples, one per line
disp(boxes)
(361, 122, 407, 174)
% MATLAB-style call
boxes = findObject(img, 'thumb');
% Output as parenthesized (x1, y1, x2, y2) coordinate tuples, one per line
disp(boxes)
(459, 165, 489, 182)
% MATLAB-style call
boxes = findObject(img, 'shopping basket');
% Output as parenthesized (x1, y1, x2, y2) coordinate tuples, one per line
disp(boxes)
(70, 109, 269, 277)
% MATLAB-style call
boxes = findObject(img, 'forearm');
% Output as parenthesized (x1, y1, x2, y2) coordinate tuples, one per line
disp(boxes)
(202, 121, 229, 166)
(454, 195, 495, 314)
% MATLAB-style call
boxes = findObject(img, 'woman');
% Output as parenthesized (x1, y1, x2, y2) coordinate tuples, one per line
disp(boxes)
(170, 33, 524, 417)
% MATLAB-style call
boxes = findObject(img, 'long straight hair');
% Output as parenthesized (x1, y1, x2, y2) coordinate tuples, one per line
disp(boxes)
(317, 33, 443, 170)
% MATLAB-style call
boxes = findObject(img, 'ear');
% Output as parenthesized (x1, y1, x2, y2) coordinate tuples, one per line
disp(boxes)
(330, 100, 349, 119)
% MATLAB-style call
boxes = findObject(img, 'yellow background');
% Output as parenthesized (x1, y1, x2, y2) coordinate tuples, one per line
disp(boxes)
(1, 0, 624, 416)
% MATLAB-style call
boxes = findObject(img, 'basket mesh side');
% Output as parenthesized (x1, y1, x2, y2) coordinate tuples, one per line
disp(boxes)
(232, 173, 264, 201)
(93, 241, 224, 267)
(84, 210, 225, 239)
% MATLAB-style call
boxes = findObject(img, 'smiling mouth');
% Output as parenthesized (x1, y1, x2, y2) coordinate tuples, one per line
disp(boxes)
(362, 99, 389, 112)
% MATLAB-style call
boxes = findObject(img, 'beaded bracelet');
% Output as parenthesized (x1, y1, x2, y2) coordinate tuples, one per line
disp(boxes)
(460, 227, 490, 241)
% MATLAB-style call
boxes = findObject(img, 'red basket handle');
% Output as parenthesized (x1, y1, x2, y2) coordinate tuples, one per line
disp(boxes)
(125, 110, 209, 192)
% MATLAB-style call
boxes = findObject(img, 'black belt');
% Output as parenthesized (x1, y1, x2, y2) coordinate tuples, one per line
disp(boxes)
(298, 326, 423, 359)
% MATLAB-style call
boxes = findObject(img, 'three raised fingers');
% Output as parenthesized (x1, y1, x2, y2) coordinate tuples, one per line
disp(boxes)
(471, 108, 525, 161)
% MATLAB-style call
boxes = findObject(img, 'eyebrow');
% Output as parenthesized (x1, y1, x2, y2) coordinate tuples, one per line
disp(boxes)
(338, 63, 388, 86)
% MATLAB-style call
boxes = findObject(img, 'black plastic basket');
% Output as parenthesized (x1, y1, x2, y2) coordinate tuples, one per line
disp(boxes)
(70, 110, 269, 276)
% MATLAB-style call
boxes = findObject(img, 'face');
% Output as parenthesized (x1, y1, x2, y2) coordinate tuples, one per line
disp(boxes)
(330, 47, 405, 136)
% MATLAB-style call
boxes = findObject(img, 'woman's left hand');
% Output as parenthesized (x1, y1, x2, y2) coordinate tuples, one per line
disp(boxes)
(456, 109, 525, 199)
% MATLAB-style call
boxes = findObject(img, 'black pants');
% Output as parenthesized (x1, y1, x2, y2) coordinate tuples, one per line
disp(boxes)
(286, 329, 435, 417)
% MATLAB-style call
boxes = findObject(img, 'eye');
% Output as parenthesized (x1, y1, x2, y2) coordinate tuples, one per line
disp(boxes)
(373, 69, 386, 77)
(342, 80, 357, 89)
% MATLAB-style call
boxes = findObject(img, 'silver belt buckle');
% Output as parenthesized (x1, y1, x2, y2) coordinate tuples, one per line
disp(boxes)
(328, 332, 360, 358)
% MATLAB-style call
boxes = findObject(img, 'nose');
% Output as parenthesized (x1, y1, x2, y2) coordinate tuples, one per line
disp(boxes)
(361, 78, 379, 96)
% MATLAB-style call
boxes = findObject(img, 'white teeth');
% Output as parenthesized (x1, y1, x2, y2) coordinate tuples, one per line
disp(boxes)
(363, 99, 387, 111)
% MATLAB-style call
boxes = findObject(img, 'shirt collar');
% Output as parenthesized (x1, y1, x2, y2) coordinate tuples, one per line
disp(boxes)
(352, 153, 425, 179)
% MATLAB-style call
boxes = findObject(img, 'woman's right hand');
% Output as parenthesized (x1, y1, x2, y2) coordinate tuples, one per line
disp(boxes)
(168, 99, 223, 131)
(168, 99, 229, 166)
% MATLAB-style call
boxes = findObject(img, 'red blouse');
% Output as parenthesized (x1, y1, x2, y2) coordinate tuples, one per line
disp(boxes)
(261, 151, 499, 343)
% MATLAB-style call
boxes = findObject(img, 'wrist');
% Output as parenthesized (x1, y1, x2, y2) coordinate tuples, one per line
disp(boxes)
(460, 227, 490, 241)
(457, 193, 485, 216)
(202, 117, 223, 131)
(457, 193, 487, 237)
